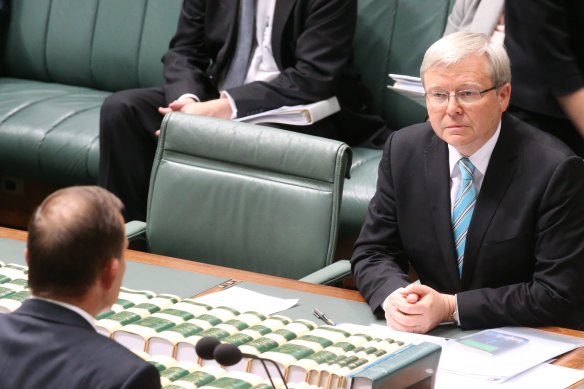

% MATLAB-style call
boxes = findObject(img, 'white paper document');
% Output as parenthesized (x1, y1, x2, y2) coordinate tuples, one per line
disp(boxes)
(387, 73, 426, 107)
(438, 327, 584, 384)
(192, 286, 298, 316)
(436, 363, 584, 389)
(235, 96, 340, 126)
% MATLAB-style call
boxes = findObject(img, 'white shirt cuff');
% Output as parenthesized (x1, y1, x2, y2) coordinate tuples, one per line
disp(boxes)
(178, 93, 200, 102)
(453, 294, 460, 325)
(220, 91, 238, 119)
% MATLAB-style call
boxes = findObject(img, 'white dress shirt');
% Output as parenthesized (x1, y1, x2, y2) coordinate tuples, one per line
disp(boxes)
(33, 296, 96, 329)
(448, 123, 501, 215)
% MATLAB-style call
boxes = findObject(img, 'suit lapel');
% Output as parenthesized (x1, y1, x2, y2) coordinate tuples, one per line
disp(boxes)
(461, 114, 519, 287)
(424, 135, 461, 289)
(272, 0, 297, 68)
(215, 0, 240, 72)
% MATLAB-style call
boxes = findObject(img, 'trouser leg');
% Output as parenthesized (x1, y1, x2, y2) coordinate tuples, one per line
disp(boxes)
(98, 87, 165, 222)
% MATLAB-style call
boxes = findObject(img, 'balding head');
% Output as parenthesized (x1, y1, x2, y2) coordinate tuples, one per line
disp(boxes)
(27, 186, 125, 299)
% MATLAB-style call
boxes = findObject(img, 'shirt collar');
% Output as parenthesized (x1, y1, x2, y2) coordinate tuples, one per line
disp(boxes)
(32, 296, 96, 329)
(448, 121, 501, 177)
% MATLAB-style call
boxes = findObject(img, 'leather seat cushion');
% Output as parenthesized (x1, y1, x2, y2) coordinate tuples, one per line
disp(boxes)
(0, 78, 107, 184)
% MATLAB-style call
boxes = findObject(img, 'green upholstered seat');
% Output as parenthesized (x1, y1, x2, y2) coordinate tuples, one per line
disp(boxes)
(0, 0, 454, 257)
(0, 0, 182, 184)
(127, 112, 352, 283)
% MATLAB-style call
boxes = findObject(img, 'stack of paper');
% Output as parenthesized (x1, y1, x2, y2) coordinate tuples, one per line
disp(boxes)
(387, 74, 426, 107)
(236, 97, 340, 126)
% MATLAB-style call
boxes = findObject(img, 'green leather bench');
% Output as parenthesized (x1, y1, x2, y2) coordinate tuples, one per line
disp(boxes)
(0, 0, 452, 254)
(0, 0, 182, 185)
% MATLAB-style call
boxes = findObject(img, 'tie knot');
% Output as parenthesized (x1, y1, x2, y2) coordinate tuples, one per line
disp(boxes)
(459, 158, 475, 180)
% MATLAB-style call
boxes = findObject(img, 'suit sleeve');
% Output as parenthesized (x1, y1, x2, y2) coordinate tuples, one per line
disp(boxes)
(457, 156, 584, 330)
(228, 0, 357, 117)
(162, 0, 218, 103)
(122, 362, 161, 389)
(351, 132, 411, 317)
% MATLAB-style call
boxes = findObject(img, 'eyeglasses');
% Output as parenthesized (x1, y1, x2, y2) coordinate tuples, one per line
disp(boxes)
(425, 86, 498, 106)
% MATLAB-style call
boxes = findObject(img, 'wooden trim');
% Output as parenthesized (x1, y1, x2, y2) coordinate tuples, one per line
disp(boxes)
(126, 248, 365, 302)
(0, 226, 364, 301)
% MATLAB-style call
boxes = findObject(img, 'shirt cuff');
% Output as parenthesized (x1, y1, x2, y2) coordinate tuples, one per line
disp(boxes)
(452, 294, 460, 325)
(220, 91, 238, 119)
(178, 93, 200, 102)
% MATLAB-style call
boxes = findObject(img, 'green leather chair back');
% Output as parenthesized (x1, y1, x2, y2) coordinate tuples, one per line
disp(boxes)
(146, 113, 351, 279)
(354, 0, 454, 130)
(1, 0, 181, 91)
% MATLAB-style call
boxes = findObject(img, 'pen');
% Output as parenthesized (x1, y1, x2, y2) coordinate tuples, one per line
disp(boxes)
(313, 307, 336, 326)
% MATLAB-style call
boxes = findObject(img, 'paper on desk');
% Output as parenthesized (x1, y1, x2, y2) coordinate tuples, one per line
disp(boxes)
(192, 286, 298, 316)
(436, 363, 584, 389)
(438, 327, 584, 384)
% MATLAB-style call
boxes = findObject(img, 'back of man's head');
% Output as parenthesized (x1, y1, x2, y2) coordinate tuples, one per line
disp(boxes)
(27, 186, 125, 299)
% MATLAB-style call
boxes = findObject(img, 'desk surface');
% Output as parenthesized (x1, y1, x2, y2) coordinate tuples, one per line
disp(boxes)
(1, 227, 583, 387)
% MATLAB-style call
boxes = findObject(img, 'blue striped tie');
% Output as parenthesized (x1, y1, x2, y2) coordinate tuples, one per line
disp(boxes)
(452, 157, 476, 277)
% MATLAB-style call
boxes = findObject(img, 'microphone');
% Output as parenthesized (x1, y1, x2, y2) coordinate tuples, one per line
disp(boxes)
(214, 343, 289, 389)
(194, 336, 221, 360)
(195, 337, 289, 389)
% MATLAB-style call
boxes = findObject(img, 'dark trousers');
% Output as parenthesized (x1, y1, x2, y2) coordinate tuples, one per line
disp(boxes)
(99, 87, 165, 222)
(98, 87, 343, 222)
(507, 105, 584, 158)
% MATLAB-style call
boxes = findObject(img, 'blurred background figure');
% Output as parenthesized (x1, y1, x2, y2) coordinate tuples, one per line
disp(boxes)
(505, 0, 584, 157)
(444, 0, 505, 44)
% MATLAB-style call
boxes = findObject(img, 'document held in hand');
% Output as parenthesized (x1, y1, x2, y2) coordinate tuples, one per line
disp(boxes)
(235, 97, 340, 126)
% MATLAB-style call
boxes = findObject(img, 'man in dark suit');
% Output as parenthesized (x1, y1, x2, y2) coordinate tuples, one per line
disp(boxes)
(352, 32, 584, 333)
(0, 186, 161, 388)
(99, 0, 387, 222)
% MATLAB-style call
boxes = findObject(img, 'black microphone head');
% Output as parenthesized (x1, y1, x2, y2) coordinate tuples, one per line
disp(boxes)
(195, 337, 221, 360)
(213, 343, 243, 366)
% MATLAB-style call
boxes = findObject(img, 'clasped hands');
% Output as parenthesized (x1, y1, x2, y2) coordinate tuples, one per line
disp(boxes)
(154, 97, 233, 137)
(384, 284, 456, 334)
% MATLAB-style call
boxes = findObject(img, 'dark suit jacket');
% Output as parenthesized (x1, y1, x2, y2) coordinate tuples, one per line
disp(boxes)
(0, 299, 161, 389)
(352, 113, 584, 330)
(161, 0, 386, 146)
(505, 0, 584, 118)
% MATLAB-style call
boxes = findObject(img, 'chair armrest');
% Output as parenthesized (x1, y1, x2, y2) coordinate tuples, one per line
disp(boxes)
(125, 221, 147, 241)
(299, 260, 352, 285)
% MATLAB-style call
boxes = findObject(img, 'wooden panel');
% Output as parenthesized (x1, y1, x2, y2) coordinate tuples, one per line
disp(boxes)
(0, 178, 61, 229)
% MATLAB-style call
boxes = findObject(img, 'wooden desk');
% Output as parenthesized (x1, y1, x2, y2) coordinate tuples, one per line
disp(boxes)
(1, 227, 583, 387)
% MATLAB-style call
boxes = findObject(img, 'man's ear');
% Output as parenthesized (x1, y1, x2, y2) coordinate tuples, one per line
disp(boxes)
(100, 258, 119, 291)
(499, 82, 512, 112)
